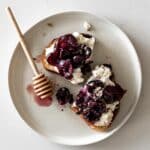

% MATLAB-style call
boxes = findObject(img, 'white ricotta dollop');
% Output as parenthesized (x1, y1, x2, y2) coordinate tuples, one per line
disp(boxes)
(90, 65, 115, 86)
(70, 68, 84, 84)
(83, 21, 92, 31)
(94, 110, 113, 127)
(94, 101, 119, 127)
(45, 40, 57, 57)
(107, 101, 119, 111)
(72, 32, 95, 49)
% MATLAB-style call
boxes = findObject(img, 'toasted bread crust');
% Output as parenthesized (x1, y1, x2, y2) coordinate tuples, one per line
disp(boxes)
(41, 34, 94, 74)
(71, 105, 119, 131)
(71, 107, 108, 131)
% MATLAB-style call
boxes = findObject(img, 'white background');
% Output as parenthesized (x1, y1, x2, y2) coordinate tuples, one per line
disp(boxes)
(0, 0, 150, 149)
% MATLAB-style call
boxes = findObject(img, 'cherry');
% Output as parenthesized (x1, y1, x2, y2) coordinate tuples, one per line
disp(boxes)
(72, 55, 84, 68)
(56, 87, 74, 105)
(57, 60, 73, 79)
(103, 84, 126, 103)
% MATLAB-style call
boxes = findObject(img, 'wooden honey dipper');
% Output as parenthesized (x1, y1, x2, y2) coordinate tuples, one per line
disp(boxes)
(6, 7, 53, 99)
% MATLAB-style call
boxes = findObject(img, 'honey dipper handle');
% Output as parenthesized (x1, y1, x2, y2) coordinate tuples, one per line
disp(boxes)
(6, 7, 39, 76)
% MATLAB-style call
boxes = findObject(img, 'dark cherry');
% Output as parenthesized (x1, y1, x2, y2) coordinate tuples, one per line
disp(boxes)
(83, 110, 99, 122)
(68, 94, 74, 104)
(67, 35, 77, 47)
(78, 45, 85, 56)
(78, 44, 92, 58)
(72, 55, 85, 68)
(75, 89, 89, 109)
(59, 49, 72, 59)
(60, 42, 68, 49)
(82, 33, 92, 38)
(56, 87, 74, 105)
(103, 64, 112, 70)
(87, 101, 97, 108)
(84, 47, 92, 58)
(82, 100, 106, 122)
(75, 82, 107, 122)
(81, 62, 92, 75)
(57, 60, 73, 79)
(68, 47, 77, 53)
(103, 84, 126, 104)
(71, 46, 84, 57)
(88, 80, 104, 87)
(58, 34, 77, 48)
(76, 96, 85, 108)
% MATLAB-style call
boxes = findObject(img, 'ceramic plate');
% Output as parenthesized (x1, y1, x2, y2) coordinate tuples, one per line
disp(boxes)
(8, 11, 142, 145)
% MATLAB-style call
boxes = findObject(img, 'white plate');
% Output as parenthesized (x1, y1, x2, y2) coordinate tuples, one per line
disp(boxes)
(8, 11, 142, 146)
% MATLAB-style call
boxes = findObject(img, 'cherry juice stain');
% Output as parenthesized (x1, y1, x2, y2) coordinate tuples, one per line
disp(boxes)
(26, 84, 52, 107)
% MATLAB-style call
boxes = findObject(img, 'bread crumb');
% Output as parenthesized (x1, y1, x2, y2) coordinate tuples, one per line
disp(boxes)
(47, 23, 53, 27)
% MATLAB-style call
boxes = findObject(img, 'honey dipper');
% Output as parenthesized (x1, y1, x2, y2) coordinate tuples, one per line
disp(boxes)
(6, 7, 53, 99)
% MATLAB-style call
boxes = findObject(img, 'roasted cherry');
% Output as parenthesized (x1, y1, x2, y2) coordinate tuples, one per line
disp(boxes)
(56, 87, 74, 105)
(57, 60, 73, 79)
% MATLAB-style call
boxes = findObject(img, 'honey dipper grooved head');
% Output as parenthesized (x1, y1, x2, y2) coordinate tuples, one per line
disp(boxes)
(32, 73, 53, 99)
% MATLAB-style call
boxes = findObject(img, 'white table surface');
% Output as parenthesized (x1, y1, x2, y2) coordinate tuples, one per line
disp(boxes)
(0, 0, 150, 149)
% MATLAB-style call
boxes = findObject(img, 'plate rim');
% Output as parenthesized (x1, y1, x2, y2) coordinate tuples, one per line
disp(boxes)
(8, 11, 142, 146)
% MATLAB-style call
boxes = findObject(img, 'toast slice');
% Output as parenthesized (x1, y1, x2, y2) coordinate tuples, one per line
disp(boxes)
(42, 39, 59, 73)
(41, 32, 95, 84)
(71, 64, 126, 130)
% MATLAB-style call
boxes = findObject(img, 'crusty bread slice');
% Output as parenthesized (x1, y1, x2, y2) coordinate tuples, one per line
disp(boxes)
(41, 39, 59, 73)
(41, 33, 95, 78)
(71, 105, 119, 131)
